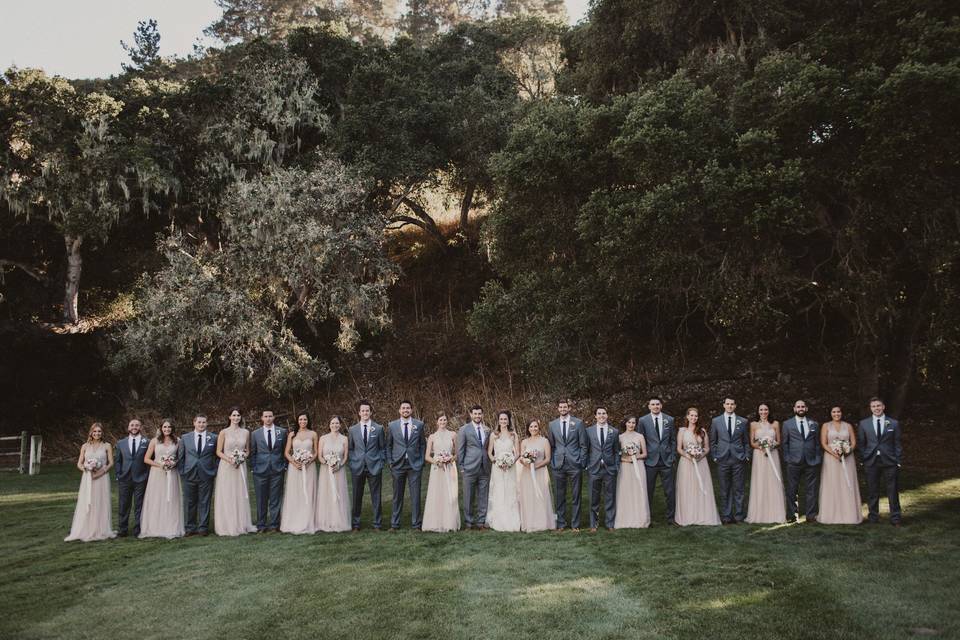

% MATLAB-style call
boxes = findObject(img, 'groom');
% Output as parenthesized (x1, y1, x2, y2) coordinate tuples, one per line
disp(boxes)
(710, 397, 750, 524)
(178, 414, 218, 536)
(858, 397, 903, 526)
(457, 404, 492, 530)
(781, 399, 822, 523)
(547, 399, 586, 531)
(639, 397, 676, 525)
(249, 409, 287, 532)
(584, 407, 620, 532)
(348, 400, 387, 531)
(114, 418, 149, 537)
(387, 400, 427, 531)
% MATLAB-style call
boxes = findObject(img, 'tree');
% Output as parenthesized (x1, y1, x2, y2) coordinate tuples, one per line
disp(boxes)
(121, 19, 161, 73)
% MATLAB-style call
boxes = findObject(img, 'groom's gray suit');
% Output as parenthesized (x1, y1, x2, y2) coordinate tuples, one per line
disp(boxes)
(177, 430, 219, 534)
(857, 415, 902, 524)
(348, 421, 387, 529)
(249, 426, 288, 531)
(114, 435, 149, 536)
(386, 417, 426, 529)
(546, 415, 586, 529)
(584, 423, 620, 529)
(710, 413, 751, 523)
(781, 416, 822, 521)
(457, 421, 492, 527)
(639, 412, 676, 524)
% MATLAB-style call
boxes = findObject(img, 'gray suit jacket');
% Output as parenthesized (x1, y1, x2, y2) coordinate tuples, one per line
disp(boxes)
(709, 414, 751, 463)
(115, 436, 150, 483)
(546, 416, 586, 469)
(348, 422, 387, 475)
(639, 412, 675, 467)
(857, 416, 902, 466)
(387, 418, 427, 471)
(249, 426, 288, 476)
(781, 418, 823, 466)
(584, 423, 621, 476)
(177, 430, 219, 481)
(457, 422, 492, 476)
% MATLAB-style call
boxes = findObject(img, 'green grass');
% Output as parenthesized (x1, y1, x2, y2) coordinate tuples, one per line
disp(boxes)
(1, 464, 958, 640)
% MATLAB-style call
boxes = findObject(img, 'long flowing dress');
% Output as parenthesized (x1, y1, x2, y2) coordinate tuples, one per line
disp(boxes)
(486, 435, 521, 531)
(518, 437, 555, 532)
(675, 428, 721, 526)
(422, 430, 460, 532)
(818, 422, 863, 525)
(614, 431, 651, 529)
(280, 435, 318, 534)
(65, 443, 116, 542)
(139, 440, 185, 538)
(745, 424, 786, 524)
(315, 434, 351, 532)
(214, 428, 256, 536)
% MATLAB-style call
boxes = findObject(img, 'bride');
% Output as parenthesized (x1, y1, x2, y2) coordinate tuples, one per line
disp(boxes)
(485, 410, 521, 531)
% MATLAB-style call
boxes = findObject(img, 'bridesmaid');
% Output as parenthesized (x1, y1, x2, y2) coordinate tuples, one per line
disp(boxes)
(214, 407, 257, 536)
(280, 412, 318, 534)
(65, 422, 116, 542)
(422, 412, 460, 532)
(614, 416, 651, 529)
(675, 408, 721, 526)
(746, 403, 786, 524)
(316, 415, 351, 532)
(818, 406, 863, 524)
(485, 411, 522, 531)
(518, 419, 555, 532)
(139, 419, 185, 538)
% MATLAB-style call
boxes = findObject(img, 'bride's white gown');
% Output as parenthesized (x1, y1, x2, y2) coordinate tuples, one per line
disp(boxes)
(486, 435, 521, 531)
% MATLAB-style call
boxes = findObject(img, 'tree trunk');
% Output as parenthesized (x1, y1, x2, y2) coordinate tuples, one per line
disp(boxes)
(459, 182, 475, 233)
(63, 235, 83, 324)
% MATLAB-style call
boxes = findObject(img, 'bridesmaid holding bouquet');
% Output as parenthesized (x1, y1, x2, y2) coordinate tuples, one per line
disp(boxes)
(214, 407, 257, 536)
(745, 403, 786, 524)
(517, 419, 555, 532)
(614, 416, 651, 529)
(280, 412, 318, 534)
(818, 406, 863, 524)
(422, 413, 460, 532)
(139, 419, 185, 538)
(65, 423, 116, 542)
(675, 408, 721, 526)
(316, 416, 351, 532)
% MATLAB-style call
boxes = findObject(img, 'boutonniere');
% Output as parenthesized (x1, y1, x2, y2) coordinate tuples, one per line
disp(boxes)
(884, 420, 891, 427)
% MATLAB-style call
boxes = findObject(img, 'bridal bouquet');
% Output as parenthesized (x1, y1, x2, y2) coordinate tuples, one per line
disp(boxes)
(622, 442, 641, 457)
(494, 451, 516, 470)
(520, 450, 539, 465)
(83, 458, 102, 472)
(229, 448, 247, 467)
(159, 454, 176, 470)
(433, 452, 453, 467)
(756, 437, 776, 456)
(292, 448, 313, 466)
(684, 443, 705, 460)
(830, 439, 851, 459)
(323, 453, 342, 471)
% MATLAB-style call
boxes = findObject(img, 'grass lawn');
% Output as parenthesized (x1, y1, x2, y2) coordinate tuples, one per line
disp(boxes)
(1, 463, 958, 640)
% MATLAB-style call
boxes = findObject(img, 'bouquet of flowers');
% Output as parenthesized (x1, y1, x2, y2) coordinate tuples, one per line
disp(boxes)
(292, 448, 313, 466)
(494, 451, 516, 470)
(433, 452, 453, 467)
(520, 450, 539, 465)
(830, 439, 851, 459)
(684, 442, 705, 460)
(229, 448, 247, 467)
(756, 437, 776, 456)
(83, 458, 102, 472)
(159, 454, 176, 470)
(622, 442, 641, 457)
(323, 453, 342, 471)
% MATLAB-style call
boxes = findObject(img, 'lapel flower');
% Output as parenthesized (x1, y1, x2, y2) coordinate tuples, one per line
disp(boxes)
(884, 420, 891, 427)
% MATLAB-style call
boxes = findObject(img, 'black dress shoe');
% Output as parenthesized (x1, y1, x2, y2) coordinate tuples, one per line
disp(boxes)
(117, 531, 128, 538)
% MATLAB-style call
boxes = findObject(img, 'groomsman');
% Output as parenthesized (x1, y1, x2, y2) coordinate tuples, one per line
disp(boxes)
(457, 405, 492, 530)
(178, 414, 218, 536)
(710, 397, 750, 524)
(349, 400, 387, 531)
(386, 400, 427, 531)
(547, 399, 586, 531)
(639, 397, 676, 525)
(584, 407, 620, 532)
(114, 418, 149, 537)
(249, 409, 288, 532)
(781, 400, 822, 523)
(857, 397, 903, 526)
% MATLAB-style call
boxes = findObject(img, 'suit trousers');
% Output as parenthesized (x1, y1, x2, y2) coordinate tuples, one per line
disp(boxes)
(461, 471, 490, 527)
(182, 477, 213, 534)
(645, 463, 676, 523)
(716, 460, 747, 522)
(864, 462, 901, 523)
(351, 468, 383, 529)
(253, 472, 284, 530)
(552, 461, 583, 529)
(589, 468, 617, 528)
(785, 461, 820, 520)
(117, 478, 147, 535)
(390, 462, 423, 529)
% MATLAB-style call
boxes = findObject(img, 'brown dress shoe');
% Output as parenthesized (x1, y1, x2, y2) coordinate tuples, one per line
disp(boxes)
(589, 527, 598, 533)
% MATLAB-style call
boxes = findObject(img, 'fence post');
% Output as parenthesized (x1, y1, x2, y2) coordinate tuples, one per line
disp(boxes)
(29, 435, 42, 475)
(18, 431, 28, 474)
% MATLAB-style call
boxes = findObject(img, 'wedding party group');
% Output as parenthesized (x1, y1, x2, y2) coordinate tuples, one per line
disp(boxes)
(64, 396, 904, 542)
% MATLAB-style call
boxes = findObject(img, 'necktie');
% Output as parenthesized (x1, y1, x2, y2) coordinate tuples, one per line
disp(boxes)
(727, 416, 733, 437)
(404, 423, 409, 443)
(130, 437, 136, 454)
(267, 429, 273, 450)
(876, 419, 882, 439)
(655, 416, 661, 439)
(476, 426, 482, 446)
(562, 420, 568, 442)
(363, 425, 369, 446)
(196, 434, 202, 455)
(799, 420, 806, 438)
(600, 426, 606, 446)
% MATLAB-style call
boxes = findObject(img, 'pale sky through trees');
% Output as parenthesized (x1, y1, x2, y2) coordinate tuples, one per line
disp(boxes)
(0, 0, 591, 79)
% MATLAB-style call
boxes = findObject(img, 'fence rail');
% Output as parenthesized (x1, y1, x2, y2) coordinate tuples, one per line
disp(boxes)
(0, 432, 42, 474)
